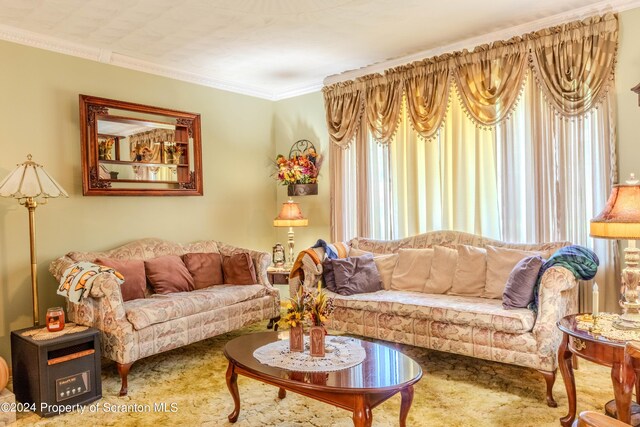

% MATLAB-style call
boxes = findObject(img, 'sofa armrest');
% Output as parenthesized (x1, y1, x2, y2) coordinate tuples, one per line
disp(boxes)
(289, 247, 326, 296)
(216, 242, 275, 290)
(49, 256, 133, 335)
(532, 266, 579, 360)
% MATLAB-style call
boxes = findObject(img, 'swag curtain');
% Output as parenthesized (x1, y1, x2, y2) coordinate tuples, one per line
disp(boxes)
(324, 13, 619, 311)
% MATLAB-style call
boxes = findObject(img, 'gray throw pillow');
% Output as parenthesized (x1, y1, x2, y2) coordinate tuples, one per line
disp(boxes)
(502, 255, 544, 309)
(322, 258, 336, 292)
(332, 253, 383, 296)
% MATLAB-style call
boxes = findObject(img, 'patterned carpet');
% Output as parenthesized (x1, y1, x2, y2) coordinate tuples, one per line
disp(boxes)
(11, 320, 614, 427)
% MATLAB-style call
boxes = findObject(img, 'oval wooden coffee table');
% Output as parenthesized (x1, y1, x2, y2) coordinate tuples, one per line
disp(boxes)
(224, 331, 422, 427)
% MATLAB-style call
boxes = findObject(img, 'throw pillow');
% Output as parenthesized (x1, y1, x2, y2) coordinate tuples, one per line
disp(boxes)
(349, 248, 398, 290)
(448, 245, 486, 297)
(483, 246, 544, 299)
(182, 252, 224, 290)
(95, 258, 146, 302)
(503, 255, 545, 309)
(425, 246, 458, 294)
(145, 255, 195, 294)
(391, 248, 434, 292)
(222, 253, 258, 285)
(332, 253, 383, 296)
(322, 258, 336, 292)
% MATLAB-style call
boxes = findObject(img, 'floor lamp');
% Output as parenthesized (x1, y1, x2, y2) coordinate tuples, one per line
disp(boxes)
(590, 174, 640, 329)
(0, 155, 68, 326)
(273, 199, 308, 268)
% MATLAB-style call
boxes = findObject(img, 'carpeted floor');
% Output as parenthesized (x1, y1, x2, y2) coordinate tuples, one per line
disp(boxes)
(10, 320, 614, 427)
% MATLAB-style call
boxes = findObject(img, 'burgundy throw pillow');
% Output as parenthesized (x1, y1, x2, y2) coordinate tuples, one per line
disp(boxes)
(222, 253, 257, 285)
(95, 258, 146, 302)
(145, 255, 195, 294)
(332, 253, 382, 296)
(502, 255, 545, 309)
(183, 252, 224, 289)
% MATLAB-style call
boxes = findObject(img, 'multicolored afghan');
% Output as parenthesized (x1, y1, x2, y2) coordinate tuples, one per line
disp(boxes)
(57, 261, 124, 303)
(289, 240, 349, 291)
(311, 239, 349, 259)
(530, 245, 599, 311)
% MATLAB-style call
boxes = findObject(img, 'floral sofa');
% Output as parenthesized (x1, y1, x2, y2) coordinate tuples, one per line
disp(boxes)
(49, 238, 280, 396)
(292, 231, 576, 407)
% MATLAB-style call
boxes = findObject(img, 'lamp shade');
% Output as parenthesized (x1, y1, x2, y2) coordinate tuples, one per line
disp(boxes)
(0, 155, 68, 201)
(590, 183, 640, 239)
(273, 199, 308, 227)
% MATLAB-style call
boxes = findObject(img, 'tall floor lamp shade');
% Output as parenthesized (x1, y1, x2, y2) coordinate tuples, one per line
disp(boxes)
(273, 199, 308, 267)
(0, 155, 68, 325)
(590, 173, 640, 329)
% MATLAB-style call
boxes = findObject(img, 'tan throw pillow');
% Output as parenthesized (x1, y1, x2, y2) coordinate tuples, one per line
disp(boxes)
(483, 246, 544, 299)
(349, 248, 398, 290)
(391, 248, 434, 292)
(448, 245, 486, 297)
(425, 246, 458, 294)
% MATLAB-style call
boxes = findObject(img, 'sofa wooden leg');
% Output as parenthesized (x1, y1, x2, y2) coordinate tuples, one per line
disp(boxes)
(267, 316, 281, 331)
(539, 369, 558, 408)
(117, 362, 134, 396)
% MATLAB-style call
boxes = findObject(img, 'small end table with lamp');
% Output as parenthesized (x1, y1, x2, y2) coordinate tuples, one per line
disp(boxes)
(557, 173, 640, 426)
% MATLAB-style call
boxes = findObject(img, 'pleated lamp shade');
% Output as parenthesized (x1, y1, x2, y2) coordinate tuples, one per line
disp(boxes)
(0, 155, 68, 200)
(273, 199, 308, 227)
(590, 181, 640, 239)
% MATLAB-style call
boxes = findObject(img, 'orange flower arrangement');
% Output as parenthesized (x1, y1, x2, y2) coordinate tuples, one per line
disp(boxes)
(275, 149, 321, 185)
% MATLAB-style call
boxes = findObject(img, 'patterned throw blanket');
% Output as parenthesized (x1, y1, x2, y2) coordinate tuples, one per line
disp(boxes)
(57, 261, 124, 303)
(530, 245, 599, 311)
(288, 240, 349, 289)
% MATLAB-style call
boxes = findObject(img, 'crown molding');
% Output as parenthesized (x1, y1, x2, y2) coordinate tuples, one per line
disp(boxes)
(0, 0, 637, 100)
(0, 23, 280, 100)
(323, 0, 640, 86)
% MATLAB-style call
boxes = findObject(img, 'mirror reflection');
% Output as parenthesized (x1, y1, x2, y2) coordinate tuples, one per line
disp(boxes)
(80, 95, 203, 196)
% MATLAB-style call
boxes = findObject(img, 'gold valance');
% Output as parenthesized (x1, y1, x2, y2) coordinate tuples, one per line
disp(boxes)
(323, 13, 618, 146)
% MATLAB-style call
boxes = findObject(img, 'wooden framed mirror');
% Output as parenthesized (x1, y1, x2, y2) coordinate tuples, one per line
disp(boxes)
(79, 95, 203, 196)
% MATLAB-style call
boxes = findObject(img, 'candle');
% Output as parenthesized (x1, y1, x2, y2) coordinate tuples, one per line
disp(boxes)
(592, 282, 599, 316)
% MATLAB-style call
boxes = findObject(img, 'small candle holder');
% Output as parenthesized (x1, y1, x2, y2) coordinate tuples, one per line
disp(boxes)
(46, 307, 65, 332)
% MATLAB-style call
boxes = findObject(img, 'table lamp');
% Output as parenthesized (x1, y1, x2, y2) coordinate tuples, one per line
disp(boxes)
(590, 173, 640, 329)
(0, 155, 68, 325)
(273, 199, 308, 267)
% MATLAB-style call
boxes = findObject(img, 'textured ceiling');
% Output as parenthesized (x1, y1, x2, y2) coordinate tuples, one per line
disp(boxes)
(0, 0, 620, 99)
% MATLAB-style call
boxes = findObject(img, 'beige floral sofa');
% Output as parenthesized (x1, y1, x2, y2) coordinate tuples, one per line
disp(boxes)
(50, 238, 280, 396)
(293, 231, 576, 407)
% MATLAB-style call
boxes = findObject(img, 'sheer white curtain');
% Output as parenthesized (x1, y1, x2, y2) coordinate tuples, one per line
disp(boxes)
(356, 76, 618, 311)
(496, 74, 619, 311)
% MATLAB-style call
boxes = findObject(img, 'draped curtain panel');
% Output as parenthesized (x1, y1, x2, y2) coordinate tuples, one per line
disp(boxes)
(402, 60, 451, 140)
(528, 14, 618, 116)
(453, 41, 528, 126)
(322, 13, 617, 144)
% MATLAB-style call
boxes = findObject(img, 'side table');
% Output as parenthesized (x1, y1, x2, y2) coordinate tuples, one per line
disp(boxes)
(11, 325, 102, 417)
(557, 314, 640, 426)
(267, 266, 291, 285)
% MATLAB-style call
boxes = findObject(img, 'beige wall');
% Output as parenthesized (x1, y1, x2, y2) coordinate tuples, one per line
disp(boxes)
(0, 40, 276, 363)
(616, 7, 640, 180)
(273, 92, 331, 255)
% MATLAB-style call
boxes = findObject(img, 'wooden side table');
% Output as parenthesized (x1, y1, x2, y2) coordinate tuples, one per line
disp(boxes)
(267, 267, 291, 285)
(557, 314, 640, 426)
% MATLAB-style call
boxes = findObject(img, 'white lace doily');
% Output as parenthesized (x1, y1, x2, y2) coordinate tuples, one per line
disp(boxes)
(253, 336, 366, 372)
